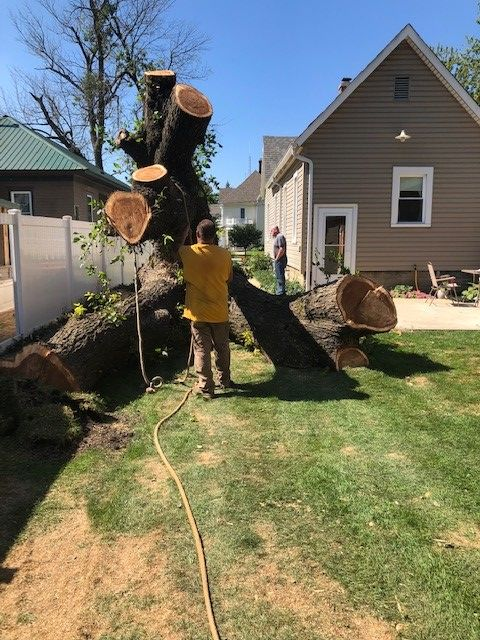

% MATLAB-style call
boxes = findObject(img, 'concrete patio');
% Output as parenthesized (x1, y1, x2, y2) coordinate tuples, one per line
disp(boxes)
(394, 298, 480, 330)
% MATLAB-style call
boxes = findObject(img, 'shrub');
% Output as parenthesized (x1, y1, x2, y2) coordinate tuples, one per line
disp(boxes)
(390, 284, 413, 298)
(229, 224, 263, 256)
(245, 250, 272, 272)
(462, 284, 479, 302)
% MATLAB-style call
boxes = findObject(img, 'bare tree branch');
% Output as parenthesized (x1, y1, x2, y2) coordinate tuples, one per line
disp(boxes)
(8, 0, 210, 168)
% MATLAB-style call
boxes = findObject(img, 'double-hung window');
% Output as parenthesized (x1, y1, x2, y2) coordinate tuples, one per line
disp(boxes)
(10, 191, 33, 215)
(391, 167, 433, 227)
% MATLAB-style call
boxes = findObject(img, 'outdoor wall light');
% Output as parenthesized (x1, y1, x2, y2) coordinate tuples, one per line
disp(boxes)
(395, 129, 411, 142)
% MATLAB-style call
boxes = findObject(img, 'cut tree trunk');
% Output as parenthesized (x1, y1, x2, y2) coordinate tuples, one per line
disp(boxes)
(0, 271, 396, 390)
(0, 263, 182, 391)
(0, 70, 398, 392)
(229, 271, 396, 369)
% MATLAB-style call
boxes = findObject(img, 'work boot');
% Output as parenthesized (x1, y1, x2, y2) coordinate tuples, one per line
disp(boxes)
(192, 385, 214, 400)
(216, 380, 240, 391)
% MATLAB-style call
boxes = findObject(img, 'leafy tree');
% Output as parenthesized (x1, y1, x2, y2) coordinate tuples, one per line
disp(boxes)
(434, 5, 480, 103)
(228, 224, 263, 256)
(8, 0, 209, 169)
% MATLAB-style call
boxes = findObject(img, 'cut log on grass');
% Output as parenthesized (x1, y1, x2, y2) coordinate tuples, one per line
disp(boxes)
(229, 271, 396, 370)
(0, 264, 182, 391)
(0, 70, 397, 392)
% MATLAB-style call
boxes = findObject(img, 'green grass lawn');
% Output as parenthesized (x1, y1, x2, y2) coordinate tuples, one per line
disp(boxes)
(1, 331, 480, 639)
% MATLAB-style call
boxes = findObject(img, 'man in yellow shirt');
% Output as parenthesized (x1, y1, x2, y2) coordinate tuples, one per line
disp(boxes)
(178, 219, 233, 399)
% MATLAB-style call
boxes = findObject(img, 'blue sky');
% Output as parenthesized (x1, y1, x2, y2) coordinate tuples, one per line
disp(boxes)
(1, 0, 477, 187)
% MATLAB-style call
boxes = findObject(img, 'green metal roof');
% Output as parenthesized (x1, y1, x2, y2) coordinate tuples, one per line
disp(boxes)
(0, 115, 128, 190)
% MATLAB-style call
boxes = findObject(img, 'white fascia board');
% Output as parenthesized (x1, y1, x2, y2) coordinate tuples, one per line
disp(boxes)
(295, 23, 480, 147)
(265, 145, 297, 189)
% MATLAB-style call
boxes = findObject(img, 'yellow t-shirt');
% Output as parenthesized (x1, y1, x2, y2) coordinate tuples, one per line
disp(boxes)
(179, 243, 233, 323)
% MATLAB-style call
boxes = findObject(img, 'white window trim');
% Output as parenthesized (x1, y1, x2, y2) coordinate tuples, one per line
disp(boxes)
(86, 193, 94, 222)
(10, 190, 33, 215)
(391, 166, 433, 227)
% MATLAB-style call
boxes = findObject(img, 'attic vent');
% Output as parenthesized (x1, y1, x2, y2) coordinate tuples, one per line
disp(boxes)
(394, 76, 410, 100)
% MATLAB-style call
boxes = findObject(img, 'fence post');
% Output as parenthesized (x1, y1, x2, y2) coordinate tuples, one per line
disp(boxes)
(8, 210, 25, 336)
(63, 216, 74, 308)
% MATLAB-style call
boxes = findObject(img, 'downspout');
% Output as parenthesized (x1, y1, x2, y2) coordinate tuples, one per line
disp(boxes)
(293, 152, 314, 290)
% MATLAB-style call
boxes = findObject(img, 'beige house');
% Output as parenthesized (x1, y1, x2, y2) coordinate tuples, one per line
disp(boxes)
(264, 24, 480, 290)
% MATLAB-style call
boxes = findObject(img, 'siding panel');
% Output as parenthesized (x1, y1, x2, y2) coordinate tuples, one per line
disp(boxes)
(301, 41, 480, 273)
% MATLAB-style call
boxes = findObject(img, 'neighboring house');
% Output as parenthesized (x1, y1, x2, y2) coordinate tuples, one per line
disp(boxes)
(264, 24, 480, 289)
(218, 170, 264, 246)
(0, 115, 128, 221)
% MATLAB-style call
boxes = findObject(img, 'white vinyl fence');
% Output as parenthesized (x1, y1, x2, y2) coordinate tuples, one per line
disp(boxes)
(0, 210, 153, 340)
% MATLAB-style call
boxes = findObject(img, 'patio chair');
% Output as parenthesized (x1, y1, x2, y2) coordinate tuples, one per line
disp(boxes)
(427, 262, 459, 305)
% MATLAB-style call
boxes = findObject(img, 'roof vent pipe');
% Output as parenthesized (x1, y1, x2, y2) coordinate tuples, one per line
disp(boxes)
(338, 77, 352, 93)
(258, 159, 262, 174)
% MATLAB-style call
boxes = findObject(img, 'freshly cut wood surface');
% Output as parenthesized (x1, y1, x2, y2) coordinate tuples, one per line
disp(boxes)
(335, 346, 369, 371)
(175, 84, 212, 117)
(145, 69, 176, 78)
(132, 164, 167, 183)
(336, 275, 396, 331)
(0, 344, 80, 391)
(105, 192, 152, 245)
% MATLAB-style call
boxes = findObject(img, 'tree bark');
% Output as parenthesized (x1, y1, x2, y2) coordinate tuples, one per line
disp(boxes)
(0, 271, 396, 390)
(229, 271, 396, 369)
(0, 72, 398, 392)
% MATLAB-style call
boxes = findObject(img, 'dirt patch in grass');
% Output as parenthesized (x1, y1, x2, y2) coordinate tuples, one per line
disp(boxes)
(136, 458, 172, 496)
(77, 420, 133, 453)
(222, 521, 395, 640)
(197, 449, 222, 467)
(341, 445, 359, 457)
(385, 451, 408, 462)
(436, 523, 480, 550)
(0, 508, 187, 640)
(405, 375, 430, 388)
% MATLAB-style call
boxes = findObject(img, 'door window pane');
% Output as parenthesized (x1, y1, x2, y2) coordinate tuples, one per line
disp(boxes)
(324, 216, 346, 273)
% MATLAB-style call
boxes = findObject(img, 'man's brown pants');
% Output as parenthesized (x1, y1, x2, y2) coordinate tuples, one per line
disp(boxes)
(191, 321, 231, 394)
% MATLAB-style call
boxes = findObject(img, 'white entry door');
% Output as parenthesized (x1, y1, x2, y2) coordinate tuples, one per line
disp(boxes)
(311, 205, 358, 286)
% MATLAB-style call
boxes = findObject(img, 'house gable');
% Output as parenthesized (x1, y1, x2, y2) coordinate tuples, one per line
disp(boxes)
(301, 39, 480, 274)
(297, 24, 480, 147)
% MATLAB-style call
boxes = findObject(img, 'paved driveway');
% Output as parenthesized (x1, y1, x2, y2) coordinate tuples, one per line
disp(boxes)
(394, 298, 480, 330)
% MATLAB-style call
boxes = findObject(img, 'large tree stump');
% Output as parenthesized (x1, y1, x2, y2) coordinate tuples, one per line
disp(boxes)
(0, 70, 397, 392)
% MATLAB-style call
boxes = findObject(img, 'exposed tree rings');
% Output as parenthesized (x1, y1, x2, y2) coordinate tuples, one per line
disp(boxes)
(335, 346, 369, 371)
(145, 69, 176, 78)
(132, 164, 168, 183)
(336, 274, 397, 331)
(105, 191, 152, 245)
(174, 84, 212, 118)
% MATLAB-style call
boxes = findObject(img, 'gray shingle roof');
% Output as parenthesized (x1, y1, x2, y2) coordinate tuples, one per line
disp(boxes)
(0, 115, 128, 190)
(219, 170, 261, 205)
(261, 136, 295, 192)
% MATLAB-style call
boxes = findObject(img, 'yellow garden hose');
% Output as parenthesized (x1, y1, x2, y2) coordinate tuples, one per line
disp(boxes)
(152, 386, 221, 640)
(133, 253, 221, 638)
